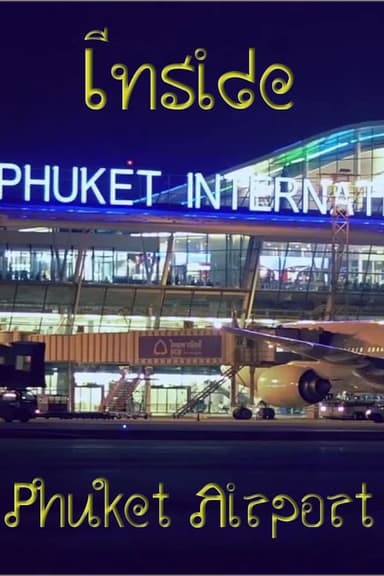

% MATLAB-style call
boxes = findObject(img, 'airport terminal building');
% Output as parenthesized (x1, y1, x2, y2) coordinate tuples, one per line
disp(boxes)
(3, 121, 384, 412)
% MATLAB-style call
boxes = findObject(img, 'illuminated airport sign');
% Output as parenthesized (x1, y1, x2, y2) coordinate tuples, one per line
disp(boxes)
(138, 334, 222, 365)
(0, 162, 383, 218)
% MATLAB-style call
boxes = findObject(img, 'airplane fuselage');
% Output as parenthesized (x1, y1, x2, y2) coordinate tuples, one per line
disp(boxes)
(282, 321, 384, 391)
(227, 321, 384, 406)
(283, 320, 384, 359)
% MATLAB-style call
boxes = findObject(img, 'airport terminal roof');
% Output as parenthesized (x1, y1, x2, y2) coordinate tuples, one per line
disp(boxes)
(158, 121, 384, 205)
(225, 120, 384, 176)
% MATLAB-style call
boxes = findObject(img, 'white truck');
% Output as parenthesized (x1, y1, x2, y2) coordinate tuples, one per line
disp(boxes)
(319, 399, 375, 420)
(365, 405, 384, 423)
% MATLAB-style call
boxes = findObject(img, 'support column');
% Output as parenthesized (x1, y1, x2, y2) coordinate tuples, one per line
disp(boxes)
(72, 251, 86, 319)
(66, 231, 92, 334)
(241, 237, 263, 325)
(67, 362, 75, 412)
(161, 233, 174, 286)
(143, 366, 153, 415)
(324, 181, 351, 320)
(141, 238, 151, 282)
(154, 233, 174, 329)
(230, 367, 237, 407)
(146, 306, 153, 329)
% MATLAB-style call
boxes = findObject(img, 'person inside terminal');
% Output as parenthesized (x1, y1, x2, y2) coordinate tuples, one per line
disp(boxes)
(4, 122, 384, 417)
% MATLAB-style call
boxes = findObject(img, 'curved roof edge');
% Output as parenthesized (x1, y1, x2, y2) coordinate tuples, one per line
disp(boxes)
(223, 120, 384, 174)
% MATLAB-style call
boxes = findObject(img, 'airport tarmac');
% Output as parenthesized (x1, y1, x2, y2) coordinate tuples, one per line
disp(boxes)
(1, 416, 384, 440)
(1, 422, 384, 573)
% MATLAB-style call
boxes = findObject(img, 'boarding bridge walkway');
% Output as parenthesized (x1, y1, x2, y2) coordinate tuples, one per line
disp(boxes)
(173, 366, 241, 418)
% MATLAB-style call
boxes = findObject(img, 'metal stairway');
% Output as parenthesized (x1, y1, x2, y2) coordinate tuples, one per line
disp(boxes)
(101, 370, 141, 412)
(173, 366, 240, 418)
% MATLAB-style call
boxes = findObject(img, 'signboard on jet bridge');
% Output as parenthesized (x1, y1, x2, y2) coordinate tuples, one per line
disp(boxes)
(136, 331, 223, 365)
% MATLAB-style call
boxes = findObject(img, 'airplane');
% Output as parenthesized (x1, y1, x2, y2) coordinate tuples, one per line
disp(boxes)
(223, 320, 384, 407)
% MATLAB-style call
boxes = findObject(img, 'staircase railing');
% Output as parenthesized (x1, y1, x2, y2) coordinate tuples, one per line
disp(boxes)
(173, 366, 241, 418)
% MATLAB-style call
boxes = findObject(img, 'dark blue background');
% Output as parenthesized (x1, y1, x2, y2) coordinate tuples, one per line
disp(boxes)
(0, 2, 382, 174)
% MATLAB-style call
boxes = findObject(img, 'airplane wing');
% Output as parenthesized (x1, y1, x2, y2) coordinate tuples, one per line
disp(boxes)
(224, 325, 384, 371)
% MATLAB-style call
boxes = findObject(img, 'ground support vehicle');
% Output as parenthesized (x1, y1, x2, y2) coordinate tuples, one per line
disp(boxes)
(366, 405, 384, 423)
(0, 389, 39, 422)
(319, 399, 375, 420)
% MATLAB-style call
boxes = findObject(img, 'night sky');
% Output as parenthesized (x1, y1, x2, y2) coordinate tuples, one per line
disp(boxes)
(1, 1, 383, 176)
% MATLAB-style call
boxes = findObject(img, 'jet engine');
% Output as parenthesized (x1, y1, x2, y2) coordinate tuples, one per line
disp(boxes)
(257, 364, 331, 407)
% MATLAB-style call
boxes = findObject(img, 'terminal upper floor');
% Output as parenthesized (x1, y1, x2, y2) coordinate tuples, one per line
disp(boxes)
(0, 229, 383, 333)
(1, 230, 384, 291)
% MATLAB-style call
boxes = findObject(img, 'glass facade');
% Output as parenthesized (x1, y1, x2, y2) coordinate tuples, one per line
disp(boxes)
(3, 121, 384, 333)
(0, 233, 248, 287)
(0, 238, 384, 331)
(5, 121, 384, 415)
